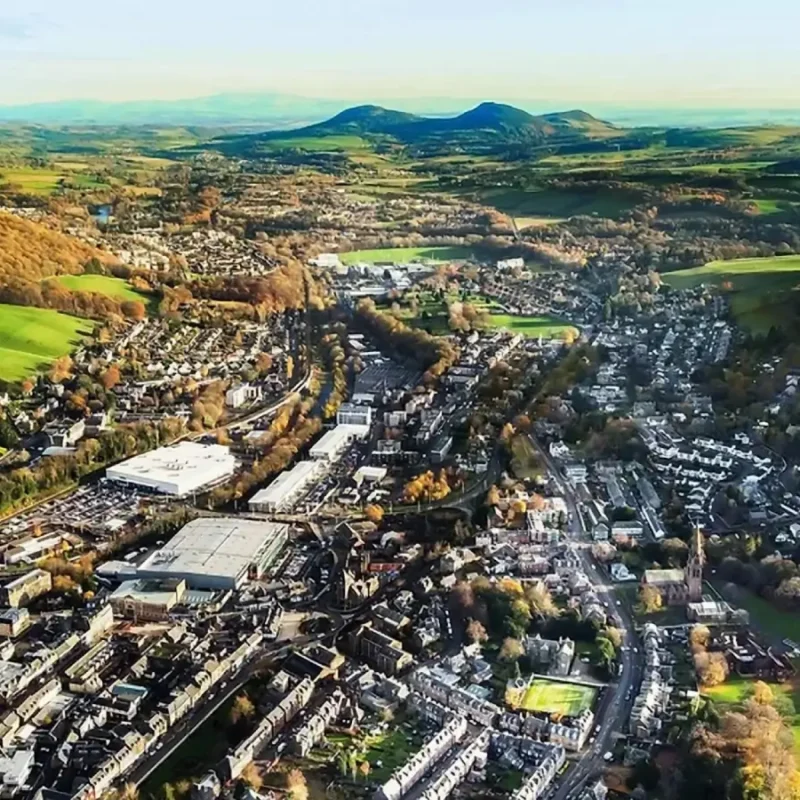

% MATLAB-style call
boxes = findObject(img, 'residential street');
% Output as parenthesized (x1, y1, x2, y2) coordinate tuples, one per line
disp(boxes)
(530, 435, 645, 799)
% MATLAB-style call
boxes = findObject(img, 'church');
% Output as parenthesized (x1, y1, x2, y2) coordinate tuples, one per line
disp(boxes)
(641, 527, 704, 606)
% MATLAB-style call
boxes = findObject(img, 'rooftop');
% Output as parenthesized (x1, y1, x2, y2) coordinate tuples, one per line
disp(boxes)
(137, 517, 287, 584)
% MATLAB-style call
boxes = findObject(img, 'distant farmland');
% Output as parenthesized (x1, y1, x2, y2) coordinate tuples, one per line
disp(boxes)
(0, 305, 93, 383)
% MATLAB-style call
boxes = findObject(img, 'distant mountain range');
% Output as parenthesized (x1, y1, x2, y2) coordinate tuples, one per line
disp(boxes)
(0, 91, 795, 129)
(213, 102, 620, 158)
(280, 102, 618, 140)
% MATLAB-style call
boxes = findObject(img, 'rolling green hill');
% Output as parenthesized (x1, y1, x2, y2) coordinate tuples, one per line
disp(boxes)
(213, 102, 621, 159)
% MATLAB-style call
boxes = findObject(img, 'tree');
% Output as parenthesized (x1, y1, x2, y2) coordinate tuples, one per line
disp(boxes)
(160, 784, 176, 800)
(500, 637, 524, 661)
(364, 504, 384, 524)
(595, 636, 617, 671)
(451, 581, 475, 616)
(467, 619, 488, 644)
(639, 584, 663, 614)
(751, 680, 775, 706)
(690, 624, 711, 652)
(121, 300, 146, 320)
(101, 364, 121, 390)
(53, 574, 78, 594)
(694, 651, 729, 687)
(602, 626, 623, 649)
(230, 693, 255, 725)
(486, 484, 502, 506)
(286, 769, 308, 800)
(524, 582, 559, 619)
(240, 763, 263, 791)
(49, 355, 73, 384)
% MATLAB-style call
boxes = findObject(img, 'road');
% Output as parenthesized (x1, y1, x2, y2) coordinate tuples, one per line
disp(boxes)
(529, 436, 644, 800)
(128, 633, 326, 787)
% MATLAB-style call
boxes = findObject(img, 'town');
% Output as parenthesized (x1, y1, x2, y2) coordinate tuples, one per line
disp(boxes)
(0, 225, 798, 800)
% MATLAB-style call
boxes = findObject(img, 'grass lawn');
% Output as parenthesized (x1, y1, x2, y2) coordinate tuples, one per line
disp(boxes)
(53, 274, 145, 303)
(516, 677, 597, 716)
(711, 581, 800, 643)
(340, 246, 471, 265)
(0, 305, 93, 383)
(361, 725, 418, 783)
(510, 434, 545, 481)
(487, 313, 577, 339)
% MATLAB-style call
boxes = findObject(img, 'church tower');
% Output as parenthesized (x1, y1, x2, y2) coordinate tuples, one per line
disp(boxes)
(685, 526, 705, 602)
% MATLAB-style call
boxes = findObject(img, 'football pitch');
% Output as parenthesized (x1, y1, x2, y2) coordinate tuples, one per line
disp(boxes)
(519, 679, 597, 716)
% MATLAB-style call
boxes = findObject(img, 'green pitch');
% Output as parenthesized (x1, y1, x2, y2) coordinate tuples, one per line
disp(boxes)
(519, 679, 597, 716)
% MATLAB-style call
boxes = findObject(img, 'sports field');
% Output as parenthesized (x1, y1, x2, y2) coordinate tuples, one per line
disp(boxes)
(53, 274, 144, 302)
(0, 305, 93, 383)
(340, 246, 471, 265)
(515, 678, 597, 716)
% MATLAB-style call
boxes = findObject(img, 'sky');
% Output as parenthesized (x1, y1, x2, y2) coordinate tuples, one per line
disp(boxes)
(2, 0, 800, 109)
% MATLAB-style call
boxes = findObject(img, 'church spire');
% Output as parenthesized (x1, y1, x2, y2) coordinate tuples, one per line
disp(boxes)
(686, 526, 704, 602)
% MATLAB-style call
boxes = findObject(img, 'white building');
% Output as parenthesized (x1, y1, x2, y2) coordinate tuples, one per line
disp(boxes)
(309, 424, 370, 462)
(337, 403, 373, 427)
(136, 517, 288, 590)
(248, 460, 323, 513)
(106, 442, 236, 497)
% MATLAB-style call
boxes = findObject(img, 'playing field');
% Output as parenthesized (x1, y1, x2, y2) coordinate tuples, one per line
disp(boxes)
(0, 304, 93, 383)
(53, 274, 144, 302)
(340, 246, 471, 265)
(517, 678, 597, 716)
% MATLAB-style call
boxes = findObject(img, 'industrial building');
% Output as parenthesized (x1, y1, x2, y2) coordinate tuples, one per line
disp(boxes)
(136, 517, 288, 590)
(248, 460, 323, 513)
(336, 403, 373, 427)
(309, 424, 370, 462)
(106, 442, 237, 497)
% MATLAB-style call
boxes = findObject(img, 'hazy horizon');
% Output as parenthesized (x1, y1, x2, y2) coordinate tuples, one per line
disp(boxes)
(3, 0, 800, 110)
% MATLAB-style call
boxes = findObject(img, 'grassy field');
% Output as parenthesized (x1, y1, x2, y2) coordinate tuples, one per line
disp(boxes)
(0, 305, 93, 382)
(487, 313, 577, 338)
(473, 186, 641, 219)
(663, 255, 800, 290)
(0, 165, 108, 195)
(53, 274, 145, 302)
(711, 581, 800, 643)
(663, 255, 800, 334)
(340, 246, 471, 265)
(516, 678, 597, 717)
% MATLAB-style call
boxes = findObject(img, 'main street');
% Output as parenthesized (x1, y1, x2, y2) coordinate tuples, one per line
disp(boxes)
(530, 435, 644, 800)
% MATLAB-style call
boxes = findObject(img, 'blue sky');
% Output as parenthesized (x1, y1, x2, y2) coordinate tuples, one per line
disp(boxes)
(2, 0, 799, 107)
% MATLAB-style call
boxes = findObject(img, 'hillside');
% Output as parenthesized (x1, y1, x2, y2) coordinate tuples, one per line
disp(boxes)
(213, 101, 620, 158)
(0, 212, 117, 284)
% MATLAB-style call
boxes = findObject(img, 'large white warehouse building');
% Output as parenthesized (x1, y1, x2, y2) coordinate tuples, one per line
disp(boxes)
(309, 424, 370, 462)
(106, 442, 236, 496)
(248, 460, 322, 513)
(136, 517, 288, 590)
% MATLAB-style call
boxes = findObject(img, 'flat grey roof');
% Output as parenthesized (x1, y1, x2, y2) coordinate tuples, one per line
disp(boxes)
(137, 517, 287, 582)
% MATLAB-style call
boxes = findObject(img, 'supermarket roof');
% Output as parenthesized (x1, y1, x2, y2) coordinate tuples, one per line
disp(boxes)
(136, 517, 287, 584)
